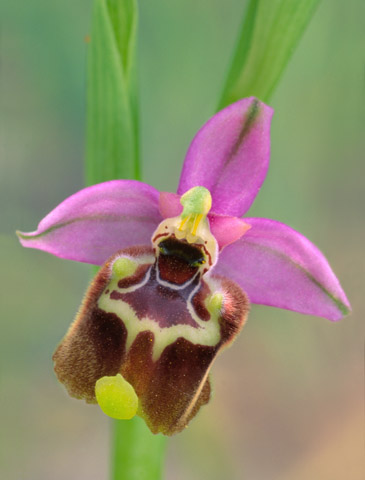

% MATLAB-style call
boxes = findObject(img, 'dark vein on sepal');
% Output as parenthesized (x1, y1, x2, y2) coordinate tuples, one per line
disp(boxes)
(241, 240, 350, 317)
(16, 214, 157, 241)
(225, 98, 261, 165)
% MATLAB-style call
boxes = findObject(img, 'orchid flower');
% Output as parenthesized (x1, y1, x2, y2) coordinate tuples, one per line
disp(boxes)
(17, 97, 350, 436)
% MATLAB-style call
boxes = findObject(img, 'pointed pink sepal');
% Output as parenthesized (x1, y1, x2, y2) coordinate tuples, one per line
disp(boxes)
(177, 97, 273, 217)
(17, 180, 162, 265)
(214, 218, 351, 321)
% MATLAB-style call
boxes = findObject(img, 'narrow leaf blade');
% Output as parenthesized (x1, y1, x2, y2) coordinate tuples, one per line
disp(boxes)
(218, 0, 321, 108)
(86, 0, 140, 185)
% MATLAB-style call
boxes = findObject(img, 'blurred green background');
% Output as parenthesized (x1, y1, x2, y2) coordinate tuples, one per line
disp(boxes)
(1, 0, 363, 479)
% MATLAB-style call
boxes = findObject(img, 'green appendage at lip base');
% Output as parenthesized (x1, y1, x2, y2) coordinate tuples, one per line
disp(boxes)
(52, 245, 249, 435)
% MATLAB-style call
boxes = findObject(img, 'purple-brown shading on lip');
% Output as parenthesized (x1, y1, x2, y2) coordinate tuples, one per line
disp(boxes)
(121, 332, 215, 435)
(191, 281, 211, 321)
(118, 275, 249, 434)
(111, 266, 202, 328)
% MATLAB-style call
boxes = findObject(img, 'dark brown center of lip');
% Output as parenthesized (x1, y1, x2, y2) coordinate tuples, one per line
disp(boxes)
(157, 237, 205, 285)
(158, 237, 205, 266)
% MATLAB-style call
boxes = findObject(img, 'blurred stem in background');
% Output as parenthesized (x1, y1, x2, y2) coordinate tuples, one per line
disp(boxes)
(85, 0, 321, 479)
(218, 0, 321, 108)
(86, 0, 140, 185)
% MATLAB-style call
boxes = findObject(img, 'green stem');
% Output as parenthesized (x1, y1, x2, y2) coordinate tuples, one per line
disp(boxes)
(86, 1, 167, 478)
(111, 418, 167, 480)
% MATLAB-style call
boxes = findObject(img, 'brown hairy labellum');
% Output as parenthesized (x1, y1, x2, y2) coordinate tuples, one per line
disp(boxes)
(53, 242, 249, 435)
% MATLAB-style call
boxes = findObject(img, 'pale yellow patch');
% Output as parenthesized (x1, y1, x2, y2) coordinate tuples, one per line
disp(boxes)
(95, 374, 138, 420)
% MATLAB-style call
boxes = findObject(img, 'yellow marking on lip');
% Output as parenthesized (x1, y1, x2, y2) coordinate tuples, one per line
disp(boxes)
(95, 374, 138, 420)
(98, 272, 223, 362)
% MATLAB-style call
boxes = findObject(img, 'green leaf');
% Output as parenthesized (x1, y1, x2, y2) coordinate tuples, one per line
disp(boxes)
(218, 0, 321, 109)
(111, 417, 167, 480)
(86, 0, 140, 185)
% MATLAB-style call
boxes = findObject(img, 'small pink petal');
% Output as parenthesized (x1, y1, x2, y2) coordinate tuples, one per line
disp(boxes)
(17, 180, 162, 265)
(209, 214, 251, 250)
(159, 191, 182, 218)
(214, 217, 351, 321)
(178, 97, 273, 217)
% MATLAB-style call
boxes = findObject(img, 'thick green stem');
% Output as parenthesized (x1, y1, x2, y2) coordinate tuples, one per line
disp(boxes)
(111, 418, 167, 480)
